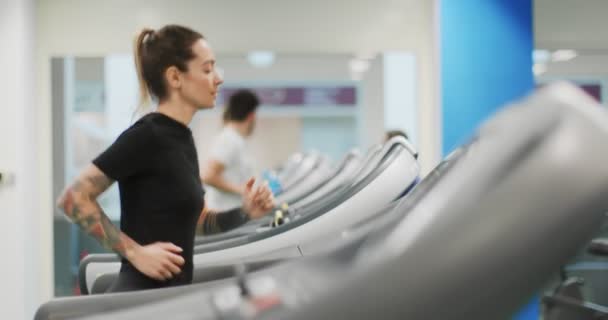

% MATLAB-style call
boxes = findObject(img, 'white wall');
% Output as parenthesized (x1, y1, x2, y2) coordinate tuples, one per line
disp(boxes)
(536, 53, 608, 106)
(216, 54, 356, 82)
(535, 0, 608, 50)
(534, 0, 608, 102)
(37, 0, 431, 54)
(35, 0, 440, 301)
(540, 54, 608, 75)
(534, 1, 608, 106)
(0, 0, 42, 318)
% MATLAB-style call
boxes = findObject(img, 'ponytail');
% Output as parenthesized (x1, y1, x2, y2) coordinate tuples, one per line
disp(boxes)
(133, 28, 155, 115)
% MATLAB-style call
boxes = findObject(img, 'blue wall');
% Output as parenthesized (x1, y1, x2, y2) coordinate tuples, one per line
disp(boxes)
(440, 1, 537, 319)
(441, 0, 534, 155)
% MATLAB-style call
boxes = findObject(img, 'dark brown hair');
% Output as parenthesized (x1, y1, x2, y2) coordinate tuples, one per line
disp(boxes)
(223, 89, 260, 122)
(133, 25, 204, 110)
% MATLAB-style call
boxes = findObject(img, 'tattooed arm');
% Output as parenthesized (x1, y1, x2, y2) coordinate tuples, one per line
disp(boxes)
(57, 164, 184, 281)
(56, 164, 137, 257)
(196, 206, 249, 235)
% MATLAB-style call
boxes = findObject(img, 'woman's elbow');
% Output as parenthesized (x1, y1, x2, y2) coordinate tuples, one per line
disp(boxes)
(56, 192, 67, 211)
(56, 188, 76, 216)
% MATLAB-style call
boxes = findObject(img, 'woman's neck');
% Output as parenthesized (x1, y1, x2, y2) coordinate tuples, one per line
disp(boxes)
(156, 99, 197, 126)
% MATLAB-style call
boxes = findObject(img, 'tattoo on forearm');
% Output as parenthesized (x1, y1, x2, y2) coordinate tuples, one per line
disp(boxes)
(86, 175, 113, 195)
(62, 174, 131, 256)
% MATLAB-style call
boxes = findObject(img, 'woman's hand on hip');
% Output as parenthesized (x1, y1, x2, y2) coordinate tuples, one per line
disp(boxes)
(127, 242, 185, 281)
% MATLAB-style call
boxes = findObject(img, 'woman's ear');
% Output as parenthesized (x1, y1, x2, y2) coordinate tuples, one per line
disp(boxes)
(165, 66, 181, 89)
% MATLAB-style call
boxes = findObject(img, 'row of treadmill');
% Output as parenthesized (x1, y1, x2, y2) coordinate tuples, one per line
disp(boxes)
(36, 82, 608, 319)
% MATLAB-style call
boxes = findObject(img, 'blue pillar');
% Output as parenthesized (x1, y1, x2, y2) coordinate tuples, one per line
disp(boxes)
(439, 1, 537, 319)
(513, 296, 541, 320)
(440, 0, 534, 155)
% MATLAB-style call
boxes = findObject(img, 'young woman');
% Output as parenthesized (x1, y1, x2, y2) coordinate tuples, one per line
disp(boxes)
(56, 25, 274, 293)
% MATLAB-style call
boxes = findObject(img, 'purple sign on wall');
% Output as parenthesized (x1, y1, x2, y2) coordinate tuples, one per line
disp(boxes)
(579, 84, 602, 103)
(218, 86, 357, 107)
(537, 83, 603, 103)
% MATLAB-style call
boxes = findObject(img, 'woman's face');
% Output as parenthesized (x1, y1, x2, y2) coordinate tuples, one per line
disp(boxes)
(180, 39, 224, 109)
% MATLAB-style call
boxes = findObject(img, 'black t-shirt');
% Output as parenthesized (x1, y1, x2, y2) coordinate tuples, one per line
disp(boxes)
(93, 112, 204, 289)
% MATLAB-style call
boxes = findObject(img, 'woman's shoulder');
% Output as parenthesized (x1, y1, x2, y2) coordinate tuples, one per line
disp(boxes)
(116, 114, 160, 143)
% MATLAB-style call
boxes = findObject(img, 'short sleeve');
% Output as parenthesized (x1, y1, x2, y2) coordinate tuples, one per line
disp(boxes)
(209, 131, 240, 167)
(92, 123, 157, 181)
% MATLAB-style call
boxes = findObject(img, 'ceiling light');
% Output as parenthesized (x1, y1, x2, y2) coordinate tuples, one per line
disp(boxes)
(532, 49, 550, 63)
(551, 50, 578, 62)
(349, 58, 370, 74)
(247, 51, 275, 68)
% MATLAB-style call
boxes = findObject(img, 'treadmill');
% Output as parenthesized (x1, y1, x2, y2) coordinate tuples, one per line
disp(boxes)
(276, 151, 325, 192)
(273, 150, 356, 208)
(78, 147, 368, 295)
(81, 137, 419, 294)
(34, 82, 608, 320)
(194, 149, 364, 246)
